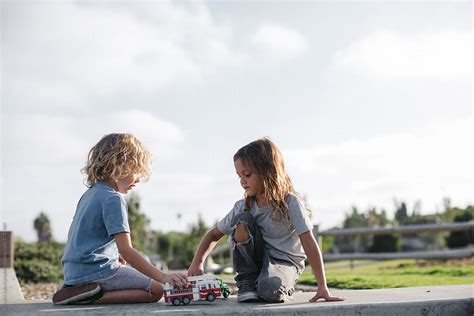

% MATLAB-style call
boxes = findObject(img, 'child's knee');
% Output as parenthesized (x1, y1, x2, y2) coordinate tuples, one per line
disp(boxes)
(257, 277, 284, 303)
(233, 222, 250, 243)
(150, 281, 163, 302)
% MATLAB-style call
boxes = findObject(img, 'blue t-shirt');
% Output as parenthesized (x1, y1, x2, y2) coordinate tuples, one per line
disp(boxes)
(62, 181, 130, 285)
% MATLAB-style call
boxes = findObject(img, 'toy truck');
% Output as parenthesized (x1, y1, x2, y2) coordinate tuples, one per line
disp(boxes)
(163, 274, 230, 306)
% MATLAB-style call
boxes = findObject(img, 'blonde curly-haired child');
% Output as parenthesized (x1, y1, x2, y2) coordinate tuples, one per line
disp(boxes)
(53, 133, 187, 305)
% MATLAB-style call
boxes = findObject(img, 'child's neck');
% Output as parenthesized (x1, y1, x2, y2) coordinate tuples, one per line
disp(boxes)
(104, 178, 118, 191)
(256, 194, 268, 208)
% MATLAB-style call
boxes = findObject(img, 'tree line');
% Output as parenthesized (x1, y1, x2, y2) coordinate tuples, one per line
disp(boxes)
(329, 198, 473, 254)
(16, 194, 473, 284)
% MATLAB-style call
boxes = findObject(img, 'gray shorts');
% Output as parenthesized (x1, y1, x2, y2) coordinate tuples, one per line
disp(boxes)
(93, 266, 153, 292)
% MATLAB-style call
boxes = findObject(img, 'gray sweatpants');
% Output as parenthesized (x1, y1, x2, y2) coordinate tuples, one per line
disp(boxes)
(230, 211, 299, 303)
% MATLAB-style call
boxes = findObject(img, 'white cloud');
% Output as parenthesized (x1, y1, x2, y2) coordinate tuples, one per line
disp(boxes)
(2, 110, 184, 165)
(251, 23, 309, 62)
(2, 2, 471, 242)
(0, 110, 186, 240)
(1, 2, 313, 241)
(3, 3, 309, 118)
(2, 1, 244, 105)
(136, 172, 241, 234)
(335, 30, 472, 80)
(286, 116, 473, 229)
(95, 110, 186, 160)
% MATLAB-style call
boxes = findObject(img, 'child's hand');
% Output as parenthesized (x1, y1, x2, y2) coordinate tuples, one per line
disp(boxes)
(187, 262, 204, 276)
(118, 254, 127, 266)
(162, 272, 188, 289)
(309, 285, 345, 303)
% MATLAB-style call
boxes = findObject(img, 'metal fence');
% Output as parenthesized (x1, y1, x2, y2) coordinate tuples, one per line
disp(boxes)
(205, 221, 474, 273)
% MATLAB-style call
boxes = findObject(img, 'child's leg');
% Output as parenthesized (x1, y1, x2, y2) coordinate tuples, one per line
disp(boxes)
(93, 280, 163, 304)
(256, 255, 299, 303)
(230, 212, 264, 301)
(231, 212, 264, 280)
(91, 265, 163, 304)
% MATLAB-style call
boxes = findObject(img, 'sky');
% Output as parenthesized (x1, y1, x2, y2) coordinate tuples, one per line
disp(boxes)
(1, 0, 472, 243)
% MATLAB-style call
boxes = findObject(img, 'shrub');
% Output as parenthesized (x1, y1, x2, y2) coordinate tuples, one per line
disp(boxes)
(369, 234, 400, 253)
(14, 241, 64, 284)
(446, 208, 474, 248)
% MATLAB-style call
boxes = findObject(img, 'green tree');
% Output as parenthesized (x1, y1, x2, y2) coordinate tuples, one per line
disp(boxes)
(367, 208, 390, 227)
(367, 207, 400, 252)
(369, 235, 400, 253)
(176, 214, 209, 268)
(126, 192, 151, 253)
(343, 206, 368, 228)
(156, 233, 171, 258)
(189, 214, 208, 239)
(33, 212, 52, 243)
(335, 207, 371, 252)
(394, 201, 409, 225)
(154, 214, 211, 268)
(446, 206, 473, 248)
(335, 206, 399, 253)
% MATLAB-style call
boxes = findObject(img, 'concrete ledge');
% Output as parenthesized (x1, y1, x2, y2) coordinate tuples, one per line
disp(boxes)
(1, 285, 472, 316)
(0, 268, 25, 303)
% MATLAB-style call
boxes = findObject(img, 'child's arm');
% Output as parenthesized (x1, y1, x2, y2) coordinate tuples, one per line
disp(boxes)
(188, 227, 224, 276)
(299, 230, 345, 302)
(114, 232, 188, 288)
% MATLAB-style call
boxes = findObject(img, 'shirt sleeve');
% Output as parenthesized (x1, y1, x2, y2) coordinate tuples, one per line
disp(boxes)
(217, 200, 244, 235)
(287, 195, 313, 235)
(102, 194, 130, 236)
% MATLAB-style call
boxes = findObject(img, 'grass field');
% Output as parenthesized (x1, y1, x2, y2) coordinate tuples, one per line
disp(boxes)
(297, 259, 474, 289)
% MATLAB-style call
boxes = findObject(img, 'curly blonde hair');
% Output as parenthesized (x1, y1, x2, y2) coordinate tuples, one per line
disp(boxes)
(234, 138, 310, 221)
(82, 133, 152, 187)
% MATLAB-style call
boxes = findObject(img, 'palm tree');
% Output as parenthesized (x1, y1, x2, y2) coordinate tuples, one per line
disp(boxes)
(33, 212, 52, 242)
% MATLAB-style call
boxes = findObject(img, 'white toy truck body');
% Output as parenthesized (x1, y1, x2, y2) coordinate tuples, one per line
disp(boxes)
(163, 274, 230, 306)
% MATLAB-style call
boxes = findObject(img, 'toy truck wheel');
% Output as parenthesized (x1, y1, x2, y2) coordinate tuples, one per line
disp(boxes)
(206, 293, 216, 302)
(172, 297, 181, 306)
(182, 297, 191, 305)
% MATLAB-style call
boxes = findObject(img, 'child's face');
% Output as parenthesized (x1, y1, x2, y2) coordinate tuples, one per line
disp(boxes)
(116, 173, 139, 194)
(234, 158, 264, 197)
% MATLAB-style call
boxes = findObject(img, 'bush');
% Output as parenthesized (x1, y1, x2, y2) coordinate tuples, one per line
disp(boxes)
(14, 241, 64, 284)
(15, 259, 63, 284)
(321, 236, 334, 253)
(369, 234, 400, 253)
(446, 208, 473, 248)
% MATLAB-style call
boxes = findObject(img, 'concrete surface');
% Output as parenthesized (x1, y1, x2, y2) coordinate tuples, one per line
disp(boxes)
(1, 285, 472, 316)
(0, 268, 25, 303)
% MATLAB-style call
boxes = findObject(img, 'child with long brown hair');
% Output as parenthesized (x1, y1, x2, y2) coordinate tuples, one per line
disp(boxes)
(53, 133, 187, 305)
(188, 138, 344, 303)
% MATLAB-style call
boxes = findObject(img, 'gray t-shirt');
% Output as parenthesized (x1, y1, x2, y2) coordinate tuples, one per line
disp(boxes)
(217, 193, 313, 272)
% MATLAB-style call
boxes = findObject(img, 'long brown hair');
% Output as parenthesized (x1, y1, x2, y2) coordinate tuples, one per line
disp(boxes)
(234, 138, 302, 221)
